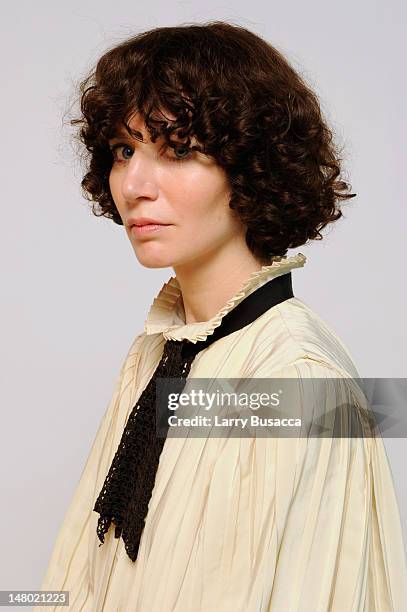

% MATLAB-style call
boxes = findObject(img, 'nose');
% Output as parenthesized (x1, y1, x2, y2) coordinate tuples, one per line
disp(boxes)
(120, 153, 159, 203)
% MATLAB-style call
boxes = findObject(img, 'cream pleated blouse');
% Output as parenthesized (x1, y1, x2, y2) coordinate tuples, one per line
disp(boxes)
(35, 253, 407, 611)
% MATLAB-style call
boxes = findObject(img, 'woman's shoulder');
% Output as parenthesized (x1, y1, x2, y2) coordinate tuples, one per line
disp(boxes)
(123, 330, 160, 364)
(124, 295, 361, 380)
(247, 296, 360, 379)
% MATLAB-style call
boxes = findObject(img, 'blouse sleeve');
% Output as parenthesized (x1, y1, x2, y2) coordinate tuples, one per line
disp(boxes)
(181, 359, 407, 611)
(33, 332, 145, 612)
(238, 359, 407, 612)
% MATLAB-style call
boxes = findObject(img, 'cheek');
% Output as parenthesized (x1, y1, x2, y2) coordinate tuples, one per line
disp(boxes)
(108, 175, 124, 216)
(165, 165, 230, 219)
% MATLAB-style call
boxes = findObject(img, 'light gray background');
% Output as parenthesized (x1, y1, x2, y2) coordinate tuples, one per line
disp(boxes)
(1, 0, 406, 596)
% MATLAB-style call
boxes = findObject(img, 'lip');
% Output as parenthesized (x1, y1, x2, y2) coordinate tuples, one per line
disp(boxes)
(128, 217, 170, 228)
(130, 223, 171, 237)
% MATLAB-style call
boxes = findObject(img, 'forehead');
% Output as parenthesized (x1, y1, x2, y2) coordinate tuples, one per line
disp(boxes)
(110, 114, 149, 141)
(110, 111, 198, 147)
(116, 109, 178, 138)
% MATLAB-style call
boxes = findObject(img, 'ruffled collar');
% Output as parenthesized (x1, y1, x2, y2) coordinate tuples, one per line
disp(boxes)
(143, 252, 306, 343)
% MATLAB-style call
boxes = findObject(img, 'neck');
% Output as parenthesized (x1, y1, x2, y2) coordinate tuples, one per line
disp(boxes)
(172, 244, 266, 325)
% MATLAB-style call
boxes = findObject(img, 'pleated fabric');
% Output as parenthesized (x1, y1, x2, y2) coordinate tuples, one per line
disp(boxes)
(35, 253, 407, 611)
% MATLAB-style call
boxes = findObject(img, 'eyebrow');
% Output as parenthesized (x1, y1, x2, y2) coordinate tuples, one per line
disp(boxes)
(109, 127, 145, 142)
(107, 126, 199, 149)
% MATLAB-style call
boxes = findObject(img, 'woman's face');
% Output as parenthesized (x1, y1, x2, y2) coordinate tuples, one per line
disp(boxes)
(108, 112, 246, 270)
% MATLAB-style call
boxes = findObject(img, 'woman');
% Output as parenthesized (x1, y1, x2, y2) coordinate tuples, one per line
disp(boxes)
(36, 22, 407, 611)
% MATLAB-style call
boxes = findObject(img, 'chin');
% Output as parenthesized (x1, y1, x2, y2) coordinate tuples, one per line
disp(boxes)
(133, 249, 175, 269)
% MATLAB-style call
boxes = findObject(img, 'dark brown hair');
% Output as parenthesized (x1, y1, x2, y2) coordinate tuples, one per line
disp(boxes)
(70, 21, 356, 263)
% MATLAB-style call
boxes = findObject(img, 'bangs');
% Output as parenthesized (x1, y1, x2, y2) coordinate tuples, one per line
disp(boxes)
(93, 41, 205, 151)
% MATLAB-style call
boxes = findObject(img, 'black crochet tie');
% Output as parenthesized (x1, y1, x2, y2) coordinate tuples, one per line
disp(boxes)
(94, 338, 199, 562)
(93, 270, 294, 562)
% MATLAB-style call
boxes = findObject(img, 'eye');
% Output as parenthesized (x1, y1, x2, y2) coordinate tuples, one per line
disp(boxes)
(108, 141, 194, 164)
(109, 144, 133, 162)
(170, 144, 193, 161)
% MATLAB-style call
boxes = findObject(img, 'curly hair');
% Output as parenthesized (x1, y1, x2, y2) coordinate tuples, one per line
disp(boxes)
(70, 20, 356, 263)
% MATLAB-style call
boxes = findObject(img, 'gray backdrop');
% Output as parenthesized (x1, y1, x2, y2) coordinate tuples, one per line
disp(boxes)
(1, 0, 406, 595)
